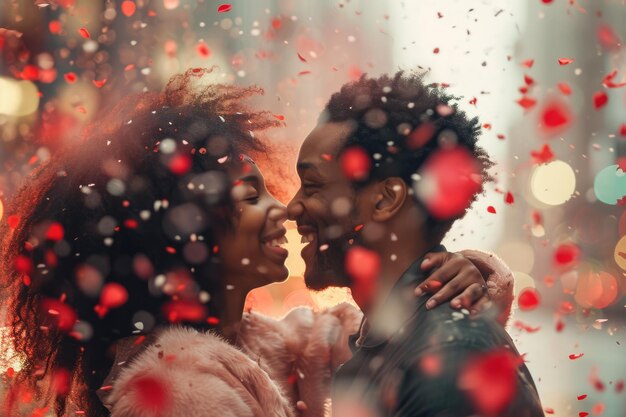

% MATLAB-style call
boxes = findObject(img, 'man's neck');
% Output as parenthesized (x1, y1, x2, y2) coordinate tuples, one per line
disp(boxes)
(356, 239, 437, 320)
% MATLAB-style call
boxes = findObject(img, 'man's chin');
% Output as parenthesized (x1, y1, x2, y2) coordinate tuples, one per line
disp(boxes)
(303, 266, 350, 291)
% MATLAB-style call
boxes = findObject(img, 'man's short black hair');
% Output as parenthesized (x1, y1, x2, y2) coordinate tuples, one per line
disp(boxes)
(320, 70, 494, 230)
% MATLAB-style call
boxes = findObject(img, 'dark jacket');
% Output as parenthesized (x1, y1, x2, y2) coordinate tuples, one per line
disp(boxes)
(332, 246, 544, 417)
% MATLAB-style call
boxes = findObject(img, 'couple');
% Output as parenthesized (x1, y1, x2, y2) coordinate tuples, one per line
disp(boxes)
(0, 68, 543, 417)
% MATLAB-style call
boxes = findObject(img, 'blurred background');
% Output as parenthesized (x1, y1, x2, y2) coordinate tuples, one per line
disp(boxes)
(1, 0, 625, 415)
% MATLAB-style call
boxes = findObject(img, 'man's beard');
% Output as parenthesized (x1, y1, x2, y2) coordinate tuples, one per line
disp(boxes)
(303, 233, 354, 291)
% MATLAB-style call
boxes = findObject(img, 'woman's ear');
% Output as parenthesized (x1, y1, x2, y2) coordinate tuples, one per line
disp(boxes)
(371, 177, 407, 222)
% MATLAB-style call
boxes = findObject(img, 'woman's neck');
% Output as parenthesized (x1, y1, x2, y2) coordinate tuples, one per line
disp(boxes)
(217, 275, 252, 345)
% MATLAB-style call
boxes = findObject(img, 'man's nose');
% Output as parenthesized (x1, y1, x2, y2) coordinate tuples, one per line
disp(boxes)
(287, 193, 303, 221)
(268, 201, 288, 223)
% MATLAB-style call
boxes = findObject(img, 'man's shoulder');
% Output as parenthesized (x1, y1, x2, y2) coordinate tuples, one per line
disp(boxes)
(393, 303, 516, 361)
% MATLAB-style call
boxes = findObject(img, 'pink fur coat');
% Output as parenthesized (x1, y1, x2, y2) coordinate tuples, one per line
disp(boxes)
(102, 250, 514, 417)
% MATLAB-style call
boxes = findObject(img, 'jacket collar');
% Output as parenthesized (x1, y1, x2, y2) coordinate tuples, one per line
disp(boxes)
(353, 244, 446, 350)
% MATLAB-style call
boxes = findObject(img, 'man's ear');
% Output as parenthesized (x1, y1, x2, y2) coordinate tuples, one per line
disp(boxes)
(371, 177, 407, 222)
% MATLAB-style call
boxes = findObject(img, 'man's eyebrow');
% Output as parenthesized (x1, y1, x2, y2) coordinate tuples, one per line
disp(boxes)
(296, 162, 322, 175)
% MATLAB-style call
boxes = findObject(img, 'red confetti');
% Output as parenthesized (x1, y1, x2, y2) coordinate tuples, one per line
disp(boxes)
(100, 283, 129, 309)
(7, 214, 20, 229)
(615, 380, 624, 393)
(407, 123, 436, 149)
(41, 298, 77, 332)
(297, 52, 307, 63)
(64, 72, 77, 83)
(617, 157, 626, 172)
(593, 91, 608, 109)
(592, 403, 604, 415)
(469, 97, 477, 106)
(554, 243, 580, 266)
(433, 47, 440, 54)
(15, 255, 33, 275)
(619, 124, 626, 136)
(517, 96, 537, 110)
(522, 59, 535, 68)
(52, 369, 70, 396)
(196, 42, 211, 58)
(163, 300, 207, 323)
(558, 82, 572, 95)
(556, 319, 565, 332)
(558, 58, 574, 66)
(578, 394, 588, 400)
(340, 146, 371, 182)
(542, 0, 553, 3)
(128, 376, 171, 413)
(459, 349, 522, 416)
(518, 288, 541, 311)
(298, 70, 312, 76)
(601, 70, 626, 89)
(273, 114, 285, 121)
(207, 316, 220, 325)
(513, 320, 541, 333)
(597, 25, 622, 50)
(46, 222, 64, 241)
(345, 246, 380, 305)
(165, 246, 176, 254)
(487, 206, 496, 214)
(531, 144, 554, 164)
(217, 4, 232, 13)
(168, 154, 191, 175)
(496, 133, 506, 140)
(321, 153, 333, 161)
(78, 27, 90, 38)
(505, 192, 514, 205)
(416, 147, 482, 220)
(524, 74, 535, 86)
(579, 413, 589, 417)
(49, 20, 62, 34)
(347, 65, 362, 81)
(124, 64, 135, 71)
(545, 408, 555, 414)
(569, 353, 584, 360)
(121, 1, 136, 16)
(92, 79, 107, 88)
(539, 100, 573, 135)
(420, 353, 442, 377)
(271, 18, 282, 30)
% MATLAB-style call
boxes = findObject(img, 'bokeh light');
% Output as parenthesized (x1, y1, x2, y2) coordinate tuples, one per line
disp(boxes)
(574, 270, 619, 309)
(614, 235, 626, 271)
(593, 164, 626, 205)
(0, 77, 39, 117)
(530, 160, 576, 206)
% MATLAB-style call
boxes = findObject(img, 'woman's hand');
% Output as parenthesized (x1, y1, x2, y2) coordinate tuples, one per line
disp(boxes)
(414, 251, 489, 312)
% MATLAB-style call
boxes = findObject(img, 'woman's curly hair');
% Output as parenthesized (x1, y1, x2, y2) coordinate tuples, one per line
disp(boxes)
(0, 68, 281, 417)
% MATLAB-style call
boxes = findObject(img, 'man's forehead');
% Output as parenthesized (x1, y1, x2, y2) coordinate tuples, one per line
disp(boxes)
(297, 121, 355, 166)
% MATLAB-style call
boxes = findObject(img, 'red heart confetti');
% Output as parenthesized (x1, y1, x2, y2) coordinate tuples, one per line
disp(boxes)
(531, 144, 554, 164)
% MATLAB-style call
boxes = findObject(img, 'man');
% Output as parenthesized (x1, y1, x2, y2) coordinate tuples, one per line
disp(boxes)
(287, 71, 544, 416)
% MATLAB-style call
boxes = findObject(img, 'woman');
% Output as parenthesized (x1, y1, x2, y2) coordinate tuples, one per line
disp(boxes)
(0, 68, 513, 417)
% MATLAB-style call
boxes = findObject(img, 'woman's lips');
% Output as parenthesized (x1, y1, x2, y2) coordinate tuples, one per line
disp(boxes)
(261, 235, 289, 262)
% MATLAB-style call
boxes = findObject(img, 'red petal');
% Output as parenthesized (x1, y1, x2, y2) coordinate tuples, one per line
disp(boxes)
(569, 353, 584, 360)
(49, 20, 62, 34)
(78, 27, 90, 38)
(297, 52, 307, 63)
(601, 69, 626, 88)
(524, 74, 535, 86)
(619, 123, 626, 136)
(505, 191, 514, 204)
(577, 394, 587, 400)
(557, 82, 572, 95)
(558, 58, 574, 66)
(597, 25, 622, 50)
(217, 4, 232, 13)
(64, 72, 77, 83)
(593, 91, 608, 109)
(100, 283, 129, 309)
(539, 100, 573, 135)
(92, 79, 107, 88)
(530, 144, 554, 164)
(196, 42, 211, 58)
(522, 59, 534, 68)
(517, 96, 537, 109)
(487, 206, 496, 214)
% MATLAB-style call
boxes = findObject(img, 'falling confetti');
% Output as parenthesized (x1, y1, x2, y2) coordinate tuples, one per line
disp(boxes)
(121, 1, 136, 17)
(531, 144, 554, 164)
(340, 146, 371, 182)
(592, 91, 608, 109)
(78, 27, 90, 38)
(558, 58, 574, 66)
(217, 4, 232, 13)
(518, 288, 540, 311)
